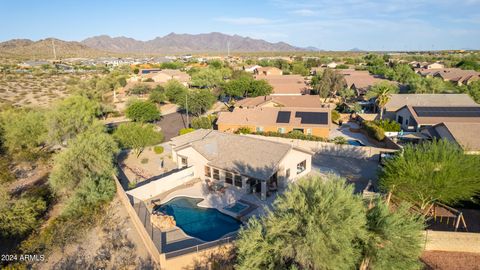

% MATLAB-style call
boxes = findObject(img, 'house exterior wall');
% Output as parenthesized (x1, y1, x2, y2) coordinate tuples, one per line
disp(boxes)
(276, 148, 312, 189)
(174, 147, 210, 178)
(171, 144, 312, 198)
(395, 107, 418, 131)
(217, 123, 330, 138)
(173, 146, 255, 193)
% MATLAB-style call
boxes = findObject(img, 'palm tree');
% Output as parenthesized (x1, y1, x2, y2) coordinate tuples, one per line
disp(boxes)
(366, 81, 398, 119)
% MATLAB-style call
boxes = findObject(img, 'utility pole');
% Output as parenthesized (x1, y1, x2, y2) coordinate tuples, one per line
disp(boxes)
(185, 93, 189, 128)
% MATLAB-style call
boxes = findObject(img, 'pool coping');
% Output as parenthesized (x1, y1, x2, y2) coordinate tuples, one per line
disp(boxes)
(153, 195, 247, 245)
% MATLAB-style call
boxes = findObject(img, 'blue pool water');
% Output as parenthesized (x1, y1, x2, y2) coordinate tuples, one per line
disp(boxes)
(347, 140, 365, 146)
(224, 202, 248, 213)
(155, 197, 241, 242)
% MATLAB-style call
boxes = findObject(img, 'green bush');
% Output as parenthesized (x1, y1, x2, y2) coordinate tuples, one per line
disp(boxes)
(331, 110, 341, 124)
(128, 84, 151, 95)
(235, 127, 252, 134)
(179, 128, 195, 135)
(363, 121, 385, 141)
(373, 119, 401, 132)
(288, 130, 305, 139)
(125, 100, 161, 122)
(128, 182, 137, 189)
(254, 131, 328, 142)
(153, 145, 164, 154)
(336, 64, 349, 69)
(332, 136, 348, 145)
(191, 115, 217, 129)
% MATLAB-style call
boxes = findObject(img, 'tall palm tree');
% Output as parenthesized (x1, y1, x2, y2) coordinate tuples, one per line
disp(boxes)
(366, 82, 398, 119)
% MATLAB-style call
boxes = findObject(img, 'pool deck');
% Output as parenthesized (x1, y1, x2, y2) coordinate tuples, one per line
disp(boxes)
(150, 181, 276, 253)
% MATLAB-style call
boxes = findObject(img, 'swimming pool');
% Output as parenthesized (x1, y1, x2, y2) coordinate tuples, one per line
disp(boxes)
(223, 202, 248, 214)
(155, 197, 242, 242)
(347, 140, 365, 146)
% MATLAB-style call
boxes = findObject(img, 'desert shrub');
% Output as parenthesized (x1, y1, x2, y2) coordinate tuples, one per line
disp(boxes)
(143, 78, 154, 82)
(153, 146, 164, 154)
(363, 121, 385, 141)
(140, 158, 149, 164)
(235, 127, 252, 134)
(374, 119, 401, 132)
(128, 84, 151, 95)
(179, 128, 195, 135)
(331, 110, 341, 123)
(191, 115, 217, 129)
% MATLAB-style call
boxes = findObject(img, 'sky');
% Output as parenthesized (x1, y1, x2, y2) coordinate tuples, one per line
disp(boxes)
(1, 0, 479, 51)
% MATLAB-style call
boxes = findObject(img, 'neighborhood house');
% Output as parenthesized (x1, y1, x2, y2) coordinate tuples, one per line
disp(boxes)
(170, 129, 313, 200)
(234, 95, 324, 109)
(217, 106, 332, 137)
(254, 74, 310, 96)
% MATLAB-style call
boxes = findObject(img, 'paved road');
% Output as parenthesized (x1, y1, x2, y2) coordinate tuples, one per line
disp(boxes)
(157, 112, 188, 141)
(312, 154, 379, 193)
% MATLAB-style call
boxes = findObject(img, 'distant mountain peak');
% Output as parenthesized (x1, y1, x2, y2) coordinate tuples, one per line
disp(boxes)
(349, 47, 364, 52)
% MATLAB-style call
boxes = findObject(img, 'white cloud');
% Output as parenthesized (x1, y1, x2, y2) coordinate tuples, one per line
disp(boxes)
(214, 17, 273, 25)
(291, 9, 316, 16)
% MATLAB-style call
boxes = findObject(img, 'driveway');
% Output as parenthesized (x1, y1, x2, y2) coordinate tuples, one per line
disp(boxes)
(312, 154, 380, 193)
(157, 112, 188, 141)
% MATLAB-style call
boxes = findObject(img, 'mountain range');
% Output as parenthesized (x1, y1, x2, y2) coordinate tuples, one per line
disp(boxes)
(0, 32, 313, 58)
(0, 38, 108, 59)
(81, 32, 306, 53)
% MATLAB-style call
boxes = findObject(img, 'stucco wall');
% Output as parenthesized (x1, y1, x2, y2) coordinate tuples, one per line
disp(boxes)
(175, 147, 209, 178)
(424, 230, 480, 253)
(126, 166, 195, 201)
(277, 148, 312, 188)
(395, 107, 415, 130)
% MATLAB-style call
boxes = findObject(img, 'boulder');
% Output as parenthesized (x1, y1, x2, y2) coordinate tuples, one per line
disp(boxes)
(150, 213, 176, 230)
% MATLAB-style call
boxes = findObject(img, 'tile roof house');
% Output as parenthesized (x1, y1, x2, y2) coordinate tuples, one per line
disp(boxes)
(243, 65, 261, 73)
(217, 106, 332, 137)
(415, 68, 480, 85)
(338, 69, 393, 97)
(254, 74, 310, 96)
(394, 105, 480, 131)
(384, 94, 478, 120)
(254, 66, 283, 76)
(170, 129, 313, 200)
(145, 69, 191, 86)
(424, 122, 480, 154)
(234, 95, 324, 109)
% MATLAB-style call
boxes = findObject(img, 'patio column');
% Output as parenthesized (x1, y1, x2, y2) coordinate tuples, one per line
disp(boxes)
(242, 177, 248, 192)
(261, 181, 267, 201)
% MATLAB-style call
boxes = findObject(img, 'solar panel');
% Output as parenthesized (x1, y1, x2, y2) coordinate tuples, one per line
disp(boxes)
(295, 112, 328, 124)
(413, 106, 480, 117)
(276, 111, 291, 123)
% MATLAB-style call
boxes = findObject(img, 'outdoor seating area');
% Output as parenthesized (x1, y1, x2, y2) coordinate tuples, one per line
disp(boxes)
(205, 179, 227, 194)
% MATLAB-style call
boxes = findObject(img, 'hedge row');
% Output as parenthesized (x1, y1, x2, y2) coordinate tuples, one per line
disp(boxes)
(362, 121, 385, 141)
